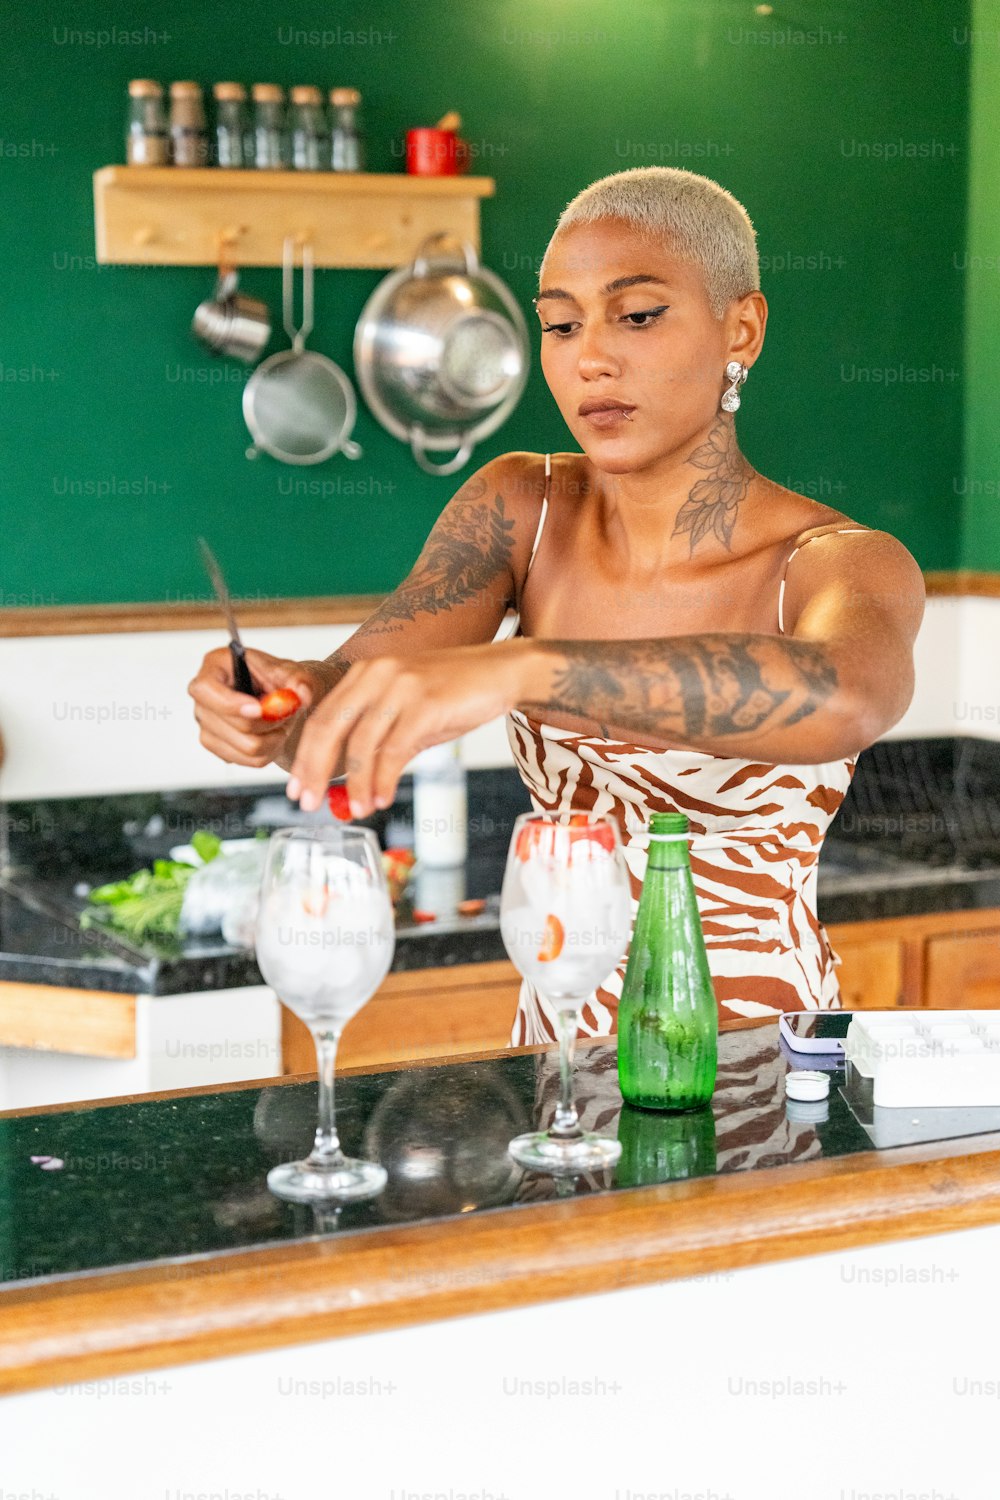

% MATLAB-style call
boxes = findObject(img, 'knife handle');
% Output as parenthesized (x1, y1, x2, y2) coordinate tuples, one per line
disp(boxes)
(230, 640, 257, 697)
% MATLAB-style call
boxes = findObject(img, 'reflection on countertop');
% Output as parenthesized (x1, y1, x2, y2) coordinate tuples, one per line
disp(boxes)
(0, 1023, 859, 1288)
(1, 736, 1000, 995)
(7, 1011, 1000, 1293)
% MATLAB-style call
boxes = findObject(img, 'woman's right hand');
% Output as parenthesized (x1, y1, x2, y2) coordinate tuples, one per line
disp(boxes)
(188, 648, 330, 769)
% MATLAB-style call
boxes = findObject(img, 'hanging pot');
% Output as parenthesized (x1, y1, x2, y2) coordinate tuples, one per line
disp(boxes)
(353, 231, 529, 476)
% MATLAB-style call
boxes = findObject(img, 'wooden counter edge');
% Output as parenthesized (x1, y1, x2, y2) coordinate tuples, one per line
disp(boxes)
(2, 1112, 1000, 1395)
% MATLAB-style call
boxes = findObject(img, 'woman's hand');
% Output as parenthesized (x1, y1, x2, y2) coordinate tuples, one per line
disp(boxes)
(188, 648, 330, 769)
(286, 640, 535, 816)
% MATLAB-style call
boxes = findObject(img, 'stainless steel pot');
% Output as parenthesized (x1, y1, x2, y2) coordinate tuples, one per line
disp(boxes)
(353, 232, 529, 475)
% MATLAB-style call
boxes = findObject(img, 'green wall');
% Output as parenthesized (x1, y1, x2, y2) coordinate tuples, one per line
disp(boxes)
(961, 0, 1000, 568)
(2, 0, 972, 607)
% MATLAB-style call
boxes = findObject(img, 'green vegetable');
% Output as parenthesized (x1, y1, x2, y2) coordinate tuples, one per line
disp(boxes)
(191, 829, 222, 864)
(79, 830, 224, 942)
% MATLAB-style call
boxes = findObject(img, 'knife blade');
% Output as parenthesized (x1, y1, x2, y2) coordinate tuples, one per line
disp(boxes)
(197, 537, 257, 696)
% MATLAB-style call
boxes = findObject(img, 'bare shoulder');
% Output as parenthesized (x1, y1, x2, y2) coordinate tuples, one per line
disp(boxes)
(459, 450, 551, 529)
(754, 475, 866, 537)
(762, 482, 925, 638)
(787, 526, 925, 638)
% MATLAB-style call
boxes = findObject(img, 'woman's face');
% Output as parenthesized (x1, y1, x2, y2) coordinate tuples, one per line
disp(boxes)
(535, 217, 753, 474)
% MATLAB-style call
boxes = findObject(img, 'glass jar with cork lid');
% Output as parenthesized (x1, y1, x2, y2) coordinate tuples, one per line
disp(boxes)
(290, 85, 329, 170)
(329, 87, 365, 172)
(126, 79, 169, 165)
(169, 81, 209, 166)
(213, 82, 251, 168)
(251, 84, 288, 169)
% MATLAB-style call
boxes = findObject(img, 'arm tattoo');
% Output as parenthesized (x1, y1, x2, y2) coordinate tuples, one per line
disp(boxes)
(673, 416, 755, 555)
(520, 635, 838, 743)
(359, 476, 516, 636)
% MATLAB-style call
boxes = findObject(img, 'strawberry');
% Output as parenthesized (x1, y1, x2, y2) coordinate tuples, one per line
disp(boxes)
(259, 688, 301, 721)
(515, 821, 551, 861)
(301, 889, 329, 917)
(327, 783, 352, 821)
(568, 813, 616, 852)
(537, 912, 565, 962)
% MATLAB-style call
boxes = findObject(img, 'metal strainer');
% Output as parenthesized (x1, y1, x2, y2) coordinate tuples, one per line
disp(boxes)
(243, 237, 362, 466)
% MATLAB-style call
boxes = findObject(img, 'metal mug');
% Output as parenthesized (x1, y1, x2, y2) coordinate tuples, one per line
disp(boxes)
(192, 269, 272, 364)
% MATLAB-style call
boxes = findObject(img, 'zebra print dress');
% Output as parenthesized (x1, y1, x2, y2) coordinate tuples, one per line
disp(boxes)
(503, 454, 870, 1045)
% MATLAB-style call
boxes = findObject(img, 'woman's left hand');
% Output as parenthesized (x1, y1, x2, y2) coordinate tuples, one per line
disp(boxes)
(286, 640, 536, 817)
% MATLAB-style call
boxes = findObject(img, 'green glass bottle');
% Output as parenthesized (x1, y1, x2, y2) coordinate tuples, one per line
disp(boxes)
(617, 811, 718, 1111)
(616, 1102, 717, 1187)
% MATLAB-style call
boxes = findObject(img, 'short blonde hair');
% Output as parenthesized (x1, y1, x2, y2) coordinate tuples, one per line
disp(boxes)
(543, 166, 760, 319)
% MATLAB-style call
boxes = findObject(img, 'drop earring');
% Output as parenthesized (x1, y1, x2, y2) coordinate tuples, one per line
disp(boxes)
(721, 360, 748, 413)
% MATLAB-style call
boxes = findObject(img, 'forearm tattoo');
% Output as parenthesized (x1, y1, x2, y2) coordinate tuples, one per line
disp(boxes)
(520, 635, 839, 742)
(673, 416, 755, 555)
(358, 475, 516, 636)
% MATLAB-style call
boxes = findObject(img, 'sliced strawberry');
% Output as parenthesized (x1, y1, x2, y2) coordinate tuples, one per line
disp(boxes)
(537, 912, 565, 962)
(384, 847, 416, 869)
(516, 821, 552, 861)
(302, 888, 329, 917)
(568, 813, 616, 852)
(259, 688, 301, 722)
(327, 783, 352, 821)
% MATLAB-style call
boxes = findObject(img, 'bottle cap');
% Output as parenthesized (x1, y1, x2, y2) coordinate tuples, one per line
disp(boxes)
(214, 82, 247, 102)
(128, 79, 163, 97)
(252, 83, 285, 103)
(330, 87, 361, 106)
(291, 85, 323, 105)
(784, 1069, 831, 1102)
(170, 80, 203, 98)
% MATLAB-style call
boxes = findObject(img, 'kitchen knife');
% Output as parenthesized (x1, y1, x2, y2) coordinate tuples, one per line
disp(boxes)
(197, 537, 257, 696)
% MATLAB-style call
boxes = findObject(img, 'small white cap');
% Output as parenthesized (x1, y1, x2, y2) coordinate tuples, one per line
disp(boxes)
(785, 1069, 830, 1102)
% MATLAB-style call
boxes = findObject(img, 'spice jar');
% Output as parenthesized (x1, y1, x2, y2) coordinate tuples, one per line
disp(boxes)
(251, 83, 288, 169)
(169, 81, 209, 166)
(290, 85, 329, 170)
(126, 79, 169, 165)
(329, 87, 365, 172)
(213, 82, 251, 168)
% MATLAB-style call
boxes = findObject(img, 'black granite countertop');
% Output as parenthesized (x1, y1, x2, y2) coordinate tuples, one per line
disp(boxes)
(1, 736, 999, 996)
(4, 1017, 1000, 1291)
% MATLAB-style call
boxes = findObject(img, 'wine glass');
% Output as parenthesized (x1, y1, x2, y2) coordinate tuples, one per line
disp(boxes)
(255, 826, 395, 1203)
(499, 812, 632, 1174)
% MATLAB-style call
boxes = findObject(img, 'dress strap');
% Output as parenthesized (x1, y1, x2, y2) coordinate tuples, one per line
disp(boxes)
(495, 454, 552, 643)
(777, 525, 871, 634)
(524, 452, 552, 581)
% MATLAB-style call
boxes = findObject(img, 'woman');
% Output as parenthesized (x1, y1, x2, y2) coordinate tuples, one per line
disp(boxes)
(189, 166, 925, 1042)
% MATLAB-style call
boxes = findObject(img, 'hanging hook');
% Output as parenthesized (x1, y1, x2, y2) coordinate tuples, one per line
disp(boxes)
(282, 235, 314, 352)
(216, 226, 244, 298)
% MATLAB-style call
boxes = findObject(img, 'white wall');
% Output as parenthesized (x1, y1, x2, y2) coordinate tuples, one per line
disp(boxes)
(0, 595, 989, 801)
(0, 623, 514, 800)
(4, 1220, 1000, 1497)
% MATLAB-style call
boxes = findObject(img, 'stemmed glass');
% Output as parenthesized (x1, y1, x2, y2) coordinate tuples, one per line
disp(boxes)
(255, 826, 395, 1203)
(499, 812, 632, 1174)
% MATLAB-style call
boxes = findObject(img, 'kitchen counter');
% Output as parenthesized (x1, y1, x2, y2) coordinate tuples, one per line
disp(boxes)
(2, 736, 1000, 996)
(3, 1014, 1000, 1393)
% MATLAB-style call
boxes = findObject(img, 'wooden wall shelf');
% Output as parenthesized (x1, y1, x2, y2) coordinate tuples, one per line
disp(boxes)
(93, 166, 495, 268)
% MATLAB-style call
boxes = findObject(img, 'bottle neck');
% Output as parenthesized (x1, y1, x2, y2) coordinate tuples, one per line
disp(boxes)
(646, 832, 691, 872)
